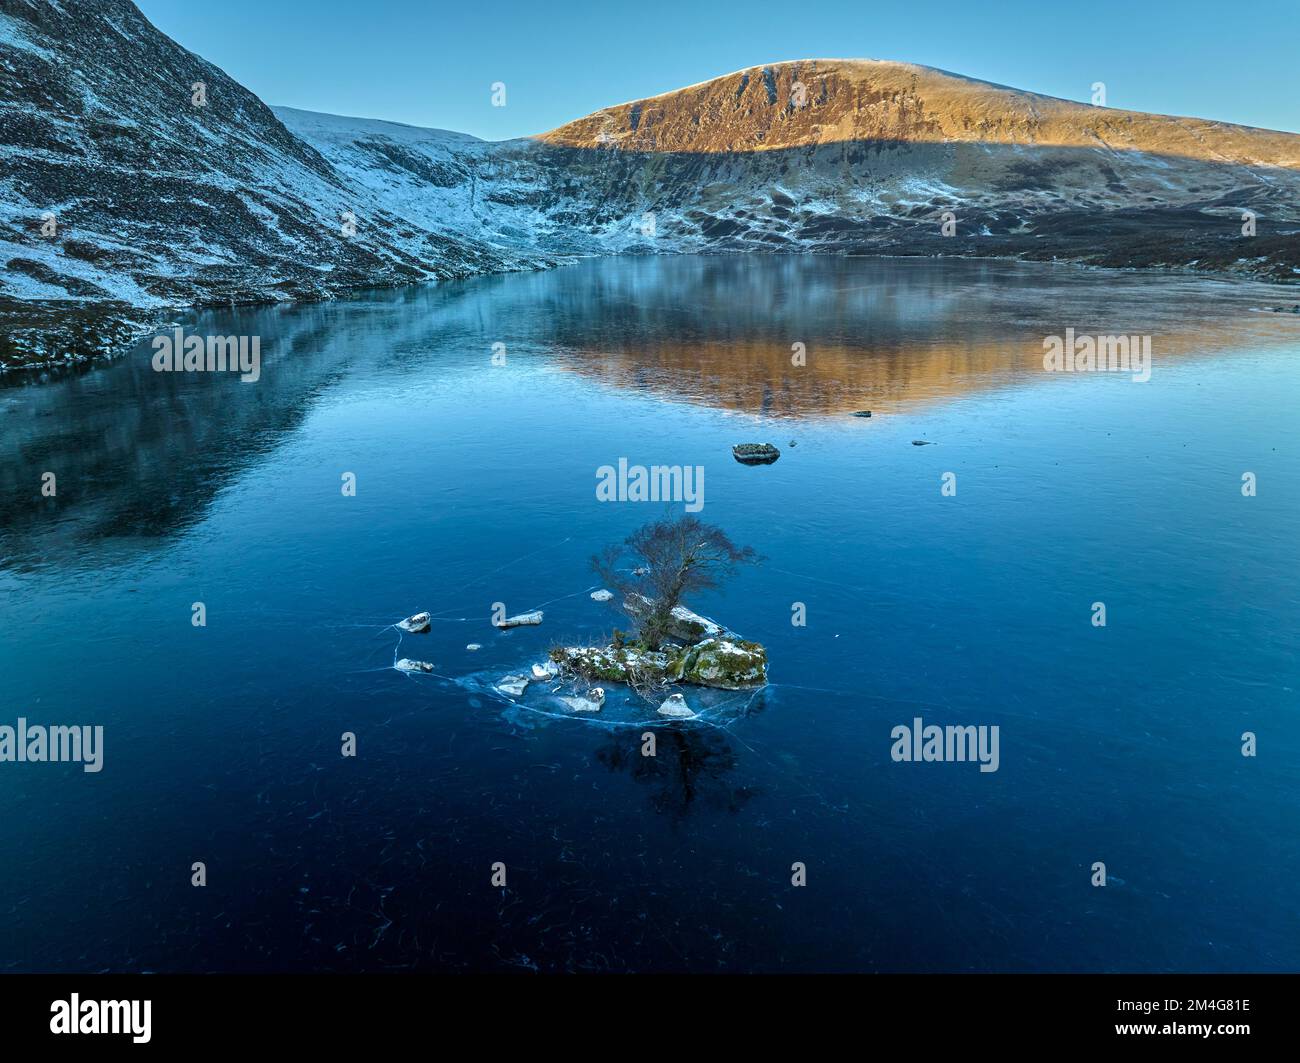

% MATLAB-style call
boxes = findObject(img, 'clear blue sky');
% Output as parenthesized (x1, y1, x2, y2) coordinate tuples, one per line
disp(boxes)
(135, 0, 1299, 138)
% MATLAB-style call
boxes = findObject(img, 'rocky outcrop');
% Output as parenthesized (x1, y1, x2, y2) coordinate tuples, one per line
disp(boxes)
(549, 634, 767, 691)
(733, 443, 781, 465)
(679, 638, 768, 690)
(550, 645, 677, 685)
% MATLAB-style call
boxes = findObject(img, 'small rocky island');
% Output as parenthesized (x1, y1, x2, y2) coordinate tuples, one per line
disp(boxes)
(550, 598, 768, 692)
(517, 515, 766, 718)
(732, 442, 781, 465)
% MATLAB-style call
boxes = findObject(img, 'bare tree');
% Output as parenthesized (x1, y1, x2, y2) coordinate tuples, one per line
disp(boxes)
(592, 513, 757, 650)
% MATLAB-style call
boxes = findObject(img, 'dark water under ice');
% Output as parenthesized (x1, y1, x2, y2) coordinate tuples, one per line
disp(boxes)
(2, 255, 1298, 971)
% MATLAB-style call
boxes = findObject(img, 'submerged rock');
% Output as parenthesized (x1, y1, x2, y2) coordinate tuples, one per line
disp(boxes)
(396, 658, 434, 674)
(658, 693, 695, 718)
(560, 688, 606, 713)
(912, 439, 935, 446)
(397, 611, 431, 633)
(852, 410, 872, 418)
(590, 589, 614, 602)
(496, 674, 530, 697)
(496, 611, 543, 628)
(732, 442, 781, 465)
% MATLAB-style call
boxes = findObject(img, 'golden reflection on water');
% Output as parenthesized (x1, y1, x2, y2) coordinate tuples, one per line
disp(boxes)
(543, 273, 1298, 419)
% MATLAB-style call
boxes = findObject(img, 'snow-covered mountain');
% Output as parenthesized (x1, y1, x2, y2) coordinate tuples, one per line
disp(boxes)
(0, 0, 550, 369)
(3, 3, 1299, 372)
(282, 58, 1300, 275)
(537, 59, 1300, 261)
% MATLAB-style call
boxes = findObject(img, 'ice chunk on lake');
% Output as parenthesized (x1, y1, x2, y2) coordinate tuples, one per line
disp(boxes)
(560, 687, 605, 713)
(496, 674, 530, 697)
(496, 611, 543, 628)
(658, 692, 696, 718)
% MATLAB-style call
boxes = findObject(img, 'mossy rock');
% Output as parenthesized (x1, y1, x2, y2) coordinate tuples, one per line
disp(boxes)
(551, 645, 673, 684)
(682, 638, 768, 689)
(552, 636, 768, 692)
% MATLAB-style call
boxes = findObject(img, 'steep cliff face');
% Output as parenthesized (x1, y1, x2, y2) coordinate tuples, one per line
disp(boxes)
(3, 9, 1299, 375)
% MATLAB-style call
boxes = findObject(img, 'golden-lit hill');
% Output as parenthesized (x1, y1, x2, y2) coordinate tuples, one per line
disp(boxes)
(541, 59, 1300, 166)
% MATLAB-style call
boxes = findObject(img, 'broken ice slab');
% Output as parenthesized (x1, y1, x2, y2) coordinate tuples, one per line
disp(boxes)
(495, 611, 543, 628)
(560, 687, 606, 713)
(496, 674, 530, 697)
(658, 692, 696, 718)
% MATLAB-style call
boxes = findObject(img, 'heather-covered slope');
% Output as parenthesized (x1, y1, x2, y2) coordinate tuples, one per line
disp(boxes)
(541, 59, 1300, 162)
